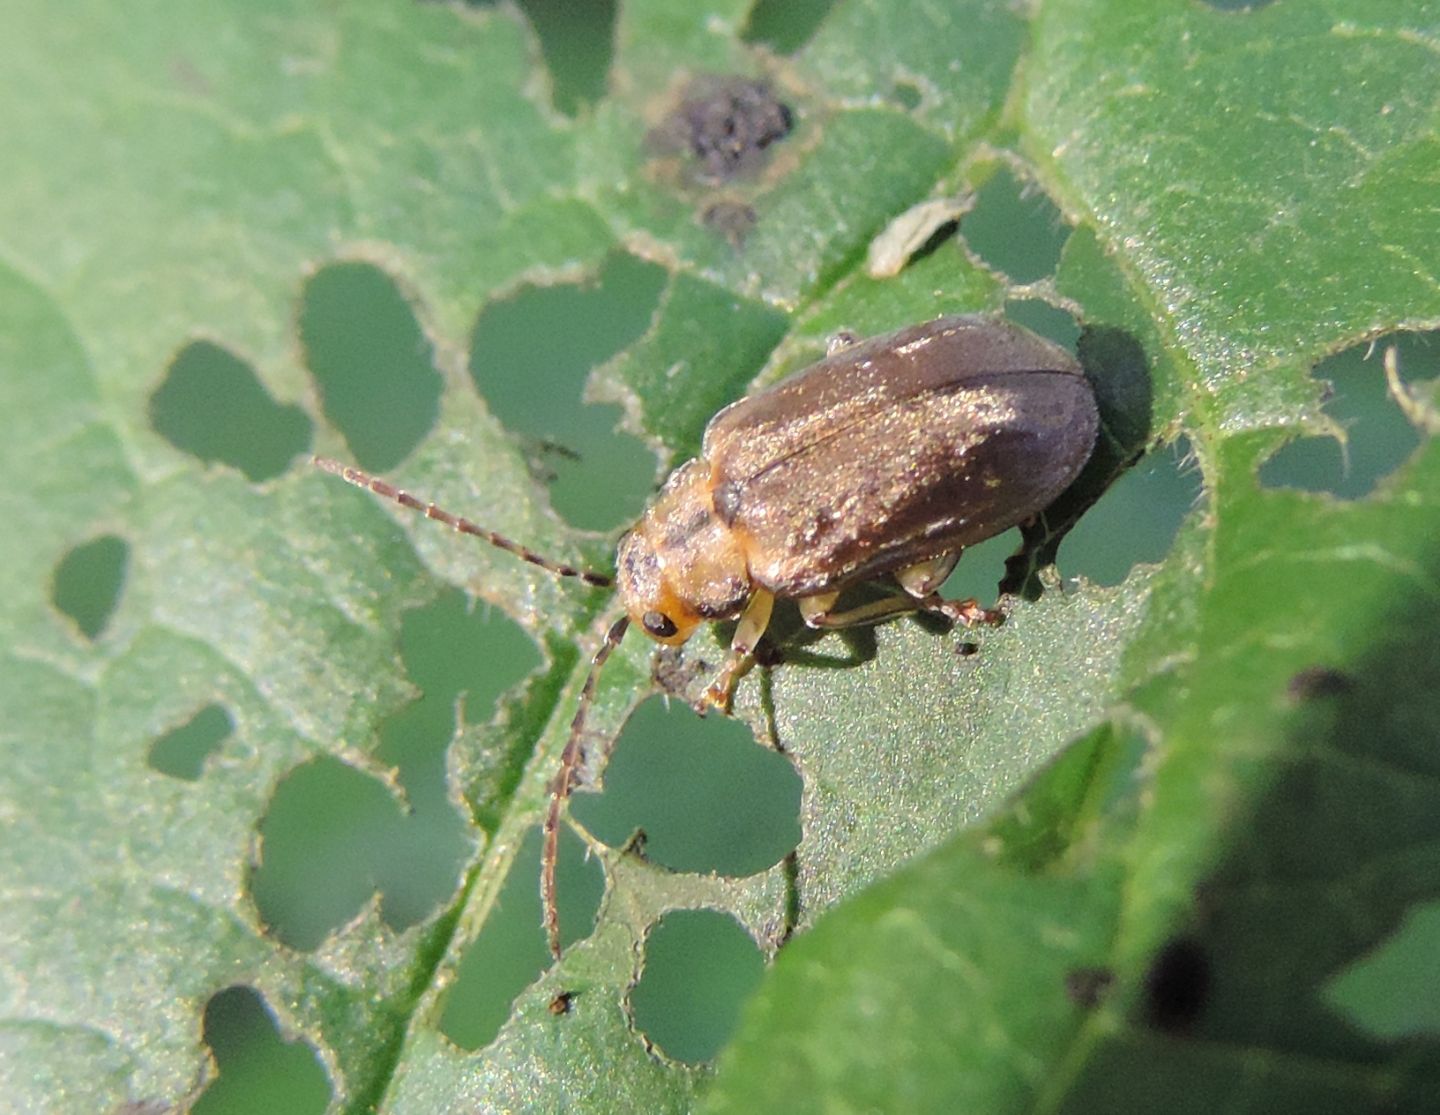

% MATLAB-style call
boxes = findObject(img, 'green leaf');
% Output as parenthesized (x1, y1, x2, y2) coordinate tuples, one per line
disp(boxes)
(4, 0, 1439, 1112)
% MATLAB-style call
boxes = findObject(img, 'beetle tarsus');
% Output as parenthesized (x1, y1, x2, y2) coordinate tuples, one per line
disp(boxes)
(699, 671, 740, 714)
(923, 595, 1004, 627)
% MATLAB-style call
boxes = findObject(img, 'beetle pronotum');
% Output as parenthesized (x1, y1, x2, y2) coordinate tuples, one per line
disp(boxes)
(317, 313, 1098, 957)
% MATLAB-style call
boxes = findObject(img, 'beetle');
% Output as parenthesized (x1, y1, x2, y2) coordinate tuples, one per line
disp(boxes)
(315, 313, 1099, 957)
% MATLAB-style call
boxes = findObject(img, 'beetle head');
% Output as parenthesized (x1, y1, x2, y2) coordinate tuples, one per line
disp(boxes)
(615, 461, 751, 646)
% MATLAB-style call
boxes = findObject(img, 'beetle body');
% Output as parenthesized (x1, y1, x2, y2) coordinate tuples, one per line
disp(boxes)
(616, 315, 1098, 653)
(317, 312, 1098, 957)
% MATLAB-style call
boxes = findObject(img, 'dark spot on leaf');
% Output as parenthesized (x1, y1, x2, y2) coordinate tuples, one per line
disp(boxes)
(51, 534, 128, 641)
(892, 79, 922, 110)
(1065, 966, 1116, 1009)
(1144, 937, 1211, 1033)
(190, 987, 330, 1115)
(741, 0, 838, 54)
(548, 990, 576, 1015)
(649, 76, 794, 183)
(301, 262, 441, 474)
(149, 341, 311, 481)
(630, 910, 765, 1063)
(148, 703, 232, 781)
(469, 251, 663, 531)
(1287, 665, 1354, 703)
(701, 198, 758, 249)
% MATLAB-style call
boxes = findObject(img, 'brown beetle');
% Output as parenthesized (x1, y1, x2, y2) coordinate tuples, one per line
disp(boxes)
(316, 313, 1098, 956)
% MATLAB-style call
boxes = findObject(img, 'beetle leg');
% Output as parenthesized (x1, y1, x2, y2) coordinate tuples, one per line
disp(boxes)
(800, 580, 1002, 631)
(916, 593, 1002, 626)
(800, 591, 921, 628)
(700, 588, 776, 712)
(895, 553, 960, 597)
(898, 557, 1003, 626)
(798, 591, 839, 623)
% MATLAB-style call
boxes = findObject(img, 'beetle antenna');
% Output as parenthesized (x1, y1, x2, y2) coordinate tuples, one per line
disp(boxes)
(542, 613, 630, 959)
(312, 456, 613, 587)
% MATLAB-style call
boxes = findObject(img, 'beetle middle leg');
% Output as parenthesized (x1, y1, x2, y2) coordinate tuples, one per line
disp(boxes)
(799, 556, 1003, 631)
(699, 588, 775, 712)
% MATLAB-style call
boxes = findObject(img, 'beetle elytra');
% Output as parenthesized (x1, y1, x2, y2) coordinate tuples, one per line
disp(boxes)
(316, 313, 1098, 957)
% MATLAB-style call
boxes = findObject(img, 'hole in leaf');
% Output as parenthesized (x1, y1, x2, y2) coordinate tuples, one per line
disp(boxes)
(373, 589, 534, 920)
(631, 909, 765, 1064)
(51, 534, 128, 641)
(469, 251, 665, 531)
(251, 756, 406, 951)
(741, 0, 839, 54)
(190, 987, 330, 1115)
(1004, 298, 1081, 352)
(1259, 332, 1434, 499)
(148, 703, 233, 781)
(961, 165, 1070, 284)
(514, 0, 616, 115)
(301, 262, 441, 473)
(149, 341, 311, 481)
(570, 695, 801, 877)
(1061, 437, 1202, 587)
(939, 526, 1024, 606)
(1323, 900, 1440, 1041)
(439, 825, 603, 1050)
(253, 589, 537, 949)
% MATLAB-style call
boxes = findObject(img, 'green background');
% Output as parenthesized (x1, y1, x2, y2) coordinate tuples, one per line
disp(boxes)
(3, 0, 1439, 1111)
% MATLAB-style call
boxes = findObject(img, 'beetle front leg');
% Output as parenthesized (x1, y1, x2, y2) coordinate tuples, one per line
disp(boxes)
(700, 588, 775, 713)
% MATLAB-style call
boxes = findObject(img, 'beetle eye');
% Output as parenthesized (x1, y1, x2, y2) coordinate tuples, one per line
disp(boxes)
(642, 610, 679, 638)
